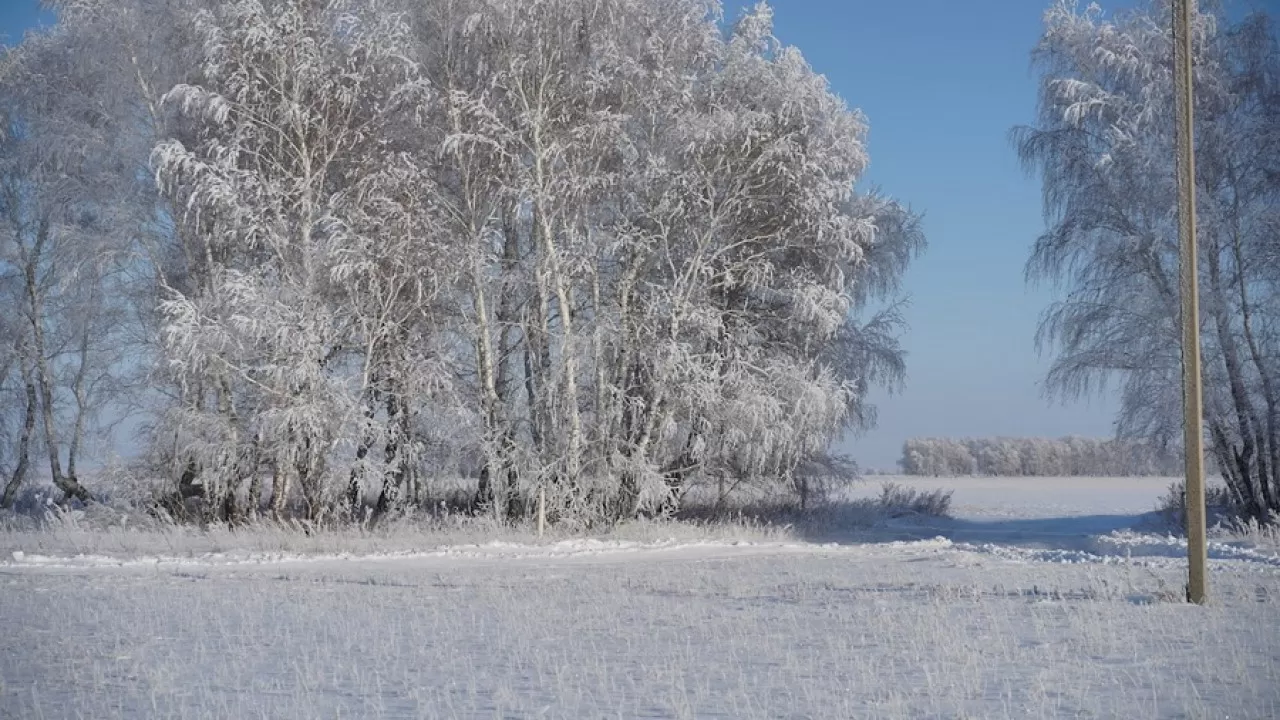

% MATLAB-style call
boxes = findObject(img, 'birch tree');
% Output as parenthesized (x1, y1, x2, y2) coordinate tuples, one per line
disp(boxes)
(4, 0, 925, 524)
(0, 13, 148, 507)
(1018, 0, 1280, 518)
(899, 436, 1180, 476)
(152, 0, 436, 520)
(403, 0, 923, 521)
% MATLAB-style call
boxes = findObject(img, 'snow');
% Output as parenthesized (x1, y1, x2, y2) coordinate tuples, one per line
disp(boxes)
(2, 476, 1278, 719)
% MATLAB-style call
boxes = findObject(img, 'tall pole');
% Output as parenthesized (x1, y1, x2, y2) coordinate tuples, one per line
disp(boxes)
(1173, 0, 1208, 605)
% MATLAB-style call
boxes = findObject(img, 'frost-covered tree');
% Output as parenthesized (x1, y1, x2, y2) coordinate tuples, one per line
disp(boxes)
(899, 436, 1180, 477)
(0, 9, 153, 507)
(150, 0, 438, 521)
(397, 0, 922, 523)
(3, 0, 924, 524)
(899, 438, 975, 476)
(1017, 1, 1280, 518)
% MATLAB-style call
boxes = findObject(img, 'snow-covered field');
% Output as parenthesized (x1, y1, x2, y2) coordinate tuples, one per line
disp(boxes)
(2, 476, 1278, 719)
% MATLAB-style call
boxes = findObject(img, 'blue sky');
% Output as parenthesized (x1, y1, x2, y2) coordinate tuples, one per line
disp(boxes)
(11, 0, 1237, 470)
(0, 2, 46, 44)
(720, 0, 1135, 468)
(735, 1, 1280, 469)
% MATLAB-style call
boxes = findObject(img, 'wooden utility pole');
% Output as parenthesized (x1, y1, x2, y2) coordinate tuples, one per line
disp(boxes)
(1173, 0, 1208, 605)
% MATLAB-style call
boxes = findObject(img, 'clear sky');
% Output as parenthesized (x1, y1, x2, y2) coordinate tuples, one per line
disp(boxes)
(716, 0, 1140, 469)
(734, 0, 1265, 471)
(14, 0, 1269, 471)
(0, 1, 46, 44)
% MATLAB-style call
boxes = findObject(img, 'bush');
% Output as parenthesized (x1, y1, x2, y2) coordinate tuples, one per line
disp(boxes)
(877, 482, 953, 518)
(1156, 480, 1242, 531)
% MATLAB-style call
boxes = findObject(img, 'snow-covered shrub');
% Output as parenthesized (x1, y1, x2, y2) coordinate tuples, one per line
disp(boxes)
(1156, 480, 1249, 532)
(877, 482, 953, 518)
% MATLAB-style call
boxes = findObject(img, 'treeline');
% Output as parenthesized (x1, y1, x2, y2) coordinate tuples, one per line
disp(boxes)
(899, 437, 1182, 477)
(0, 1, 921, 524)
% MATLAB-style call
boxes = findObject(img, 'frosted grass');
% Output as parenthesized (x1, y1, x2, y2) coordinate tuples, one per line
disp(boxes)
(3, 542, 1278, 719)
(2, 476, 1277, 719)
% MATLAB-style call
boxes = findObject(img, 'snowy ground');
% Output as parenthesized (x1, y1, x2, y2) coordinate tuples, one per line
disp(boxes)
(2, 476, 1278, 719)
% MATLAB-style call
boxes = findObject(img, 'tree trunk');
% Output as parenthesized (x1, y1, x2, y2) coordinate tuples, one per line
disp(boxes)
(348, 384, 378, 518)
(1228, 212, 1280, 514)
(297, 433, 324, 522)
(1205, 245, 1264, 516)
(376, 384, 410, 517)
(215, 376, 241, 522)
(470, 249, 507, 517)
(270, 461, 291, 521)
(66, 316, 93, 483)
(530, 120, 582, 491)
(24, 223, 91, 504)
(0, 363, 39, 509)
(591, 254, 609, 453)
(246, 434, 263, 519)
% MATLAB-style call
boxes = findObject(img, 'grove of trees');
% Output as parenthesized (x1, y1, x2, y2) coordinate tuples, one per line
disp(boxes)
(899, 436, 1182, 477)
(0, 0, 923, 524)
(1018, 0, 1280, 519)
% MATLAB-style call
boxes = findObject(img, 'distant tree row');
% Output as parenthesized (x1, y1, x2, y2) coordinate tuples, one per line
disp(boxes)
(899, 437, 1182, 477)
